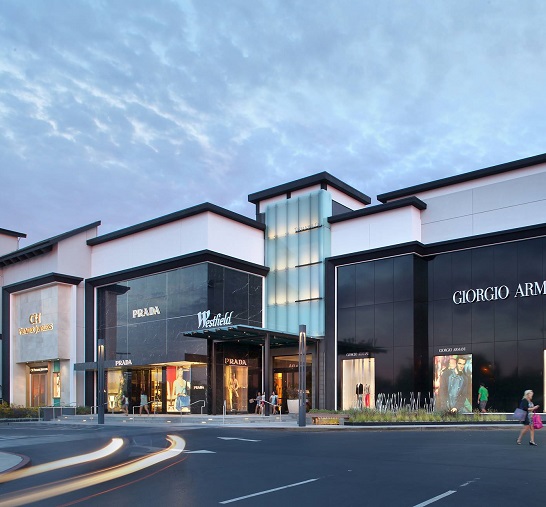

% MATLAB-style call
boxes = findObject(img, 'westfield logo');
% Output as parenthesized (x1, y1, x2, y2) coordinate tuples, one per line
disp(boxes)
(197, 310, 234, 328)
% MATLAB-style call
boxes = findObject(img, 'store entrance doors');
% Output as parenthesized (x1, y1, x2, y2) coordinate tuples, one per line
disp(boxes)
(130, 368, 167, 414)
(273, 354, 312, 414)
(30, 372, 47, 407)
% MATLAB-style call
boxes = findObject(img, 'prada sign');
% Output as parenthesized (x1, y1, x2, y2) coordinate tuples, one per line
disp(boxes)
(115, 359, 132, 366)
(132, 306, 161, 318)
(224, 358, 247, 366)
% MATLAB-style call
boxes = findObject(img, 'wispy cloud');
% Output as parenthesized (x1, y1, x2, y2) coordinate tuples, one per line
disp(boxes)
(1, 0, 546, 245)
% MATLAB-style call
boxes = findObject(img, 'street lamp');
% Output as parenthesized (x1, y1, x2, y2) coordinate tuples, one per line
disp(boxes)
(298, 325, 306, 427)
(97, 338, 105, 425)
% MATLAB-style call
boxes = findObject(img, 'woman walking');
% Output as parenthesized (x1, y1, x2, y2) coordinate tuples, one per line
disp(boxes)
(517, 390, 540, 446)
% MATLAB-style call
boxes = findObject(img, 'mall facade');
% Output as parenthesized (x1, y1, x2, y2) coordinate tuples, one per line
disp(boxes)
(2, 153, 546, 414)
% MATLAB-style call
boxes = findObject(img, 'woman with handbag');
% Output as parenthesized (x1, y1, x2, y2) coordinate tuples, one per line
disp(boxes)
(517, 390, 540, 446)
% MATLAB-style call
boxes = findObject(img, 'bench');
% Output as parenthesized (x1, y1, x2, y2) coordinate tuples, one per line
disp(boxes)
(310, 413, 350, 425)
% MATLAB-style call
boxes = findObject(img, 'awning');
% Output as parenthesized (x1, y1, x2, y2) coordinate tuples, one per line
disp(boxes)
(184, 325, 319, 347)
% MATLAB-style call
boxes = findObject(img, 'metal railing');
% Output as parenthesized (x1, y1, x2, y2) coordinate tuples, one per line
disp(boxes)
(191, 399, 206, 414)
(222, 399, 282, 424)
(260, 400, 282, 421)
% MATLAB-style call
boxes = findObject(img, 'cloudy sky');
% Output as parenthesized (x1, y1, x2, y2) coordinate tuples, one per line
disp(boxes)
(2, 1, 546, 248)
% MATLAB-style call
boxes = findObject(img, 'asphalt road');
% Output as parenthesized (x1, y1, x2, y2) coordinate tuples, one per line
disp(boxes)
(0, 424, 543, 506)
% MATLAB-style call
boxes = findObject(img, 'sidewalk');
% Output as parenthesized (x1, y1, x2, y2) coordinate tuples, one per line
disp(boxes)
(0, 452, 30, 475)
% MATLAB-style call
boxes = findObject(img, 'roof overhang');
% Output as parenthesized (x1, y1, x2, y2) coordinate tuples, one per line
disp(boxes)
(184, 325, 320, 347)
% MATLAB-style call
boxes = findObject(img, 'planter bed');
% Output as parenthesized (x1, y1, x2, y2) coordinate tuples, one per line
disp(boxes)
(310, 413, 350, 425)
(345, 420, 518, 426)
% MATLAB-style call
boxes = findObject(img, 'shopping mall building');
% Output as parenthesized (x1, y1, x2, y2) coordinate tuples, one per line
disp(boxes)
(2, 153, 546, 414)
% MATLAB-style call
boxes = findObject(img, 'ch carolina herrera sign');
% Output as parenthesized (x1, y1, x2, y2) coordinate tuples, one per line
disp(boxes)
(452, 280, 546, 305)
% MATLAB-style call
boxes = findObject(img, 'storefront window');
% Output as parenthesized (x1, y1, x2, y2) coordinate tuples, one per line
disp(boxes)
(341, 358, 375, 410)
(52, 372, 61, 398)
(224, 365, 248, 412)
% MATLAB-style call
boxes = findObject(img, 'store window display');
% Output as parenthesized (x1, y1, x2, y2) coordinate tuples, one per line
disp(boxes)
(171, 367, 191, 413)
(224, 365, 248, 412)
(342, 357, 375, 410)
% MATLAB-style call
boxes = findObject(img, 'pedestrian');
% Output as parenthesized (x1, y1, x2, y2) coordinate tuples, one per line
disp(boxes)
(270, 391, 278, 414)
(477, 383, 489, 413)
(254, 392, 261, 414)
(140, 392, 150, 415)
(121, 394, 129, 415)
(259, 392, 265, 414)
(517, 390, 539, 446)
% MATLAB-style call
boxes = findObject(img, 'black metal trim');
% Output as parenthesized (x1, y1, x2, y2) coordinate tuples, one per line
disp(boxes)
(248, 171, 371, 205)
(377, 153, 546, 203)
(87, 203, 265, 246)
(1, 290, 10, 404)
(3, 273, 83, 293)
(0, 228, 26, 238)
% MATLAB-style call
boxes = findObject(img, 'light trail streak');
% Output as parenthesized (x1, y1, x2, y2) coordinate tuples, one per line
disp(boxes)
(0, 435, 185, 507)
(0, 438, 124, 483)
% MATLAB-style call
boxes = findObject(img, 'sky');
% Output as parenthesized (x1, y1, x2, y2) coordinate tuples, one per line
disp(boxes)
(2, 1, 546, 248)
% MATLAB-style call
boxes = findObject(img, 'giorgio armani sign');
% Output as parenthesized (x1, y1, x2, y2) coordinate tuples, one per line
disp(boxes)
(452, 281, 546, 305)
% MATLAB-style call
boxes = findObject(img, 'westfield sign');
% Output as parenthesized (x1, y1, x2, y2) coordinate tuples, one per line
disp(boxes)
(197, 310, 234, 329)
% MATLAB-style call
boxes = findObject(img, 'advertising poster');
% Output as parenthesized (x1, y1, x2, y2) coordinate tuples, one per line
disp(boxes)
(167, 366, 191, 413)
(434, 354, 472, 413)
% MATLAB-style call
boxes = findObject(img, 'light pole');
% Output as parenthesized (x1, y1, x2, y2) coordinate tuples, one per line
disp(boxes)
(97, 338, 105, 425)
(298, 325, 307, 427)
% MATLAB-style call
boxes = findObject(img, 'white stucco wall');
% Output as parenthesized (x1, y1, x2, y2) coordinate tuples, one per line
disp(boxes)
(419, 169, 546, 243)
(0, 235, 20, 257)
(330, 206, 423, 257)
(90, 212, 265, 278)
(1, 228, 95, 287)
(328, 187, 368, 211)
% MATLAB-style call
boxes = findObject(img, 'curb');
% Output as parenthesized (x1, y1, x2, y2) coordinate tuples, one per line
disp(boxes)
(0, 452, 31, 475)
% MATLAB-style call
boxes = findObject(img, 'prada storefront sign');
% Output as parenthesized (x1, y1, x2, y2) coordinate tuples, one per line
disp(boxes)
(434, 345, 470, 356)
(18, 313, 54, 336)
(452, 280, 546, 305)
(132, 306, 161, 318)
(224, 358, 247, 366)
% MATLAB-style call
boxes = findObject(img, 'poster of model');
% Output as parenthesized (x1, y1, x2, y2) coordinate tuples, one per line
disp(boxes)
(434, 354, 472, 413)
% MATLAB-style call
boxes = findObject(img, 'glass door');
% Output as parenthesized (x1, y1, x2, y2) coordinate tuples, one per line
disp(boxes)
(30, 373, 47, 407)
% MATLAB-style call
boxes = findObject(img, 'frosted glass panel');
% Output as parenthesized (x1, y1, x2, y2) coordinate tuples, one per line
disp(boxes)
(264, 190, 331, 337)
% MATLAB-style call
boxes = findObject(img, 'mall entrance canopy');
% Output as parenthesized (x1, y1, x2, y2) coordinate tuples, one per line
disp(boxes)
(184, 325, 319, 415)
